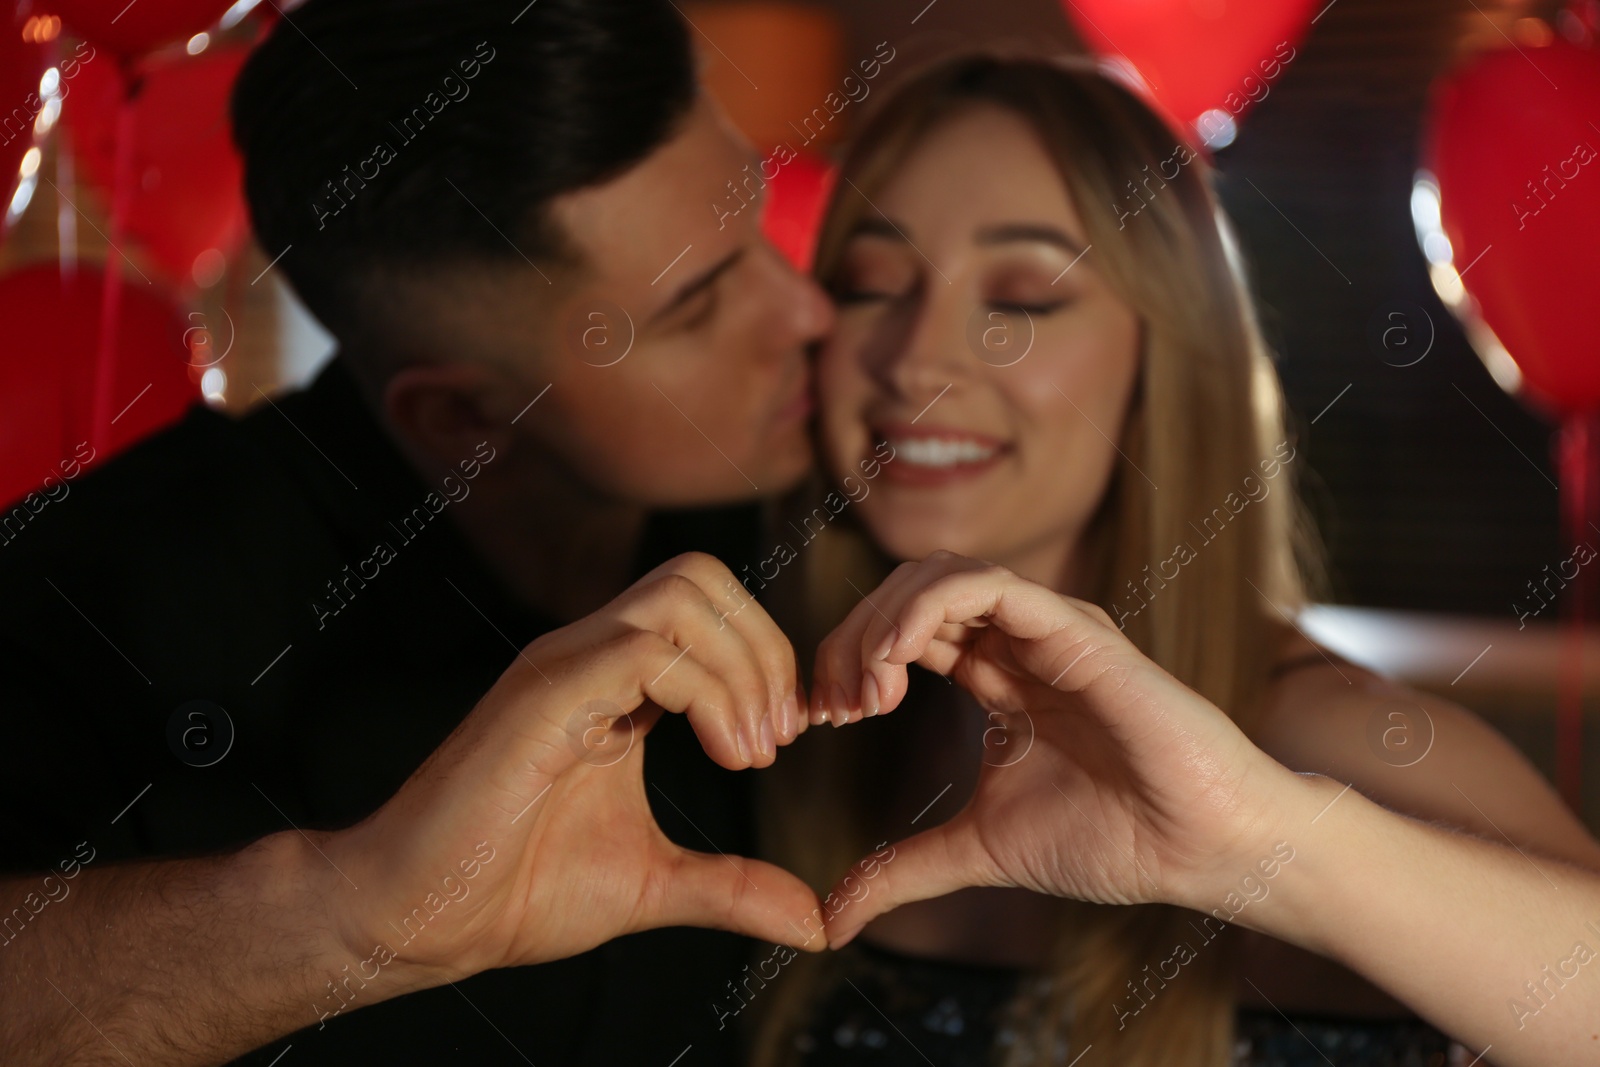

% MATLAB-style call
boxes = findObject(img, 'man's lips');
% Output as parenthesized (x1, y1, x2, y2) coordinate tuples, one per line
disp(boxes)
(774, 378, 814, 423)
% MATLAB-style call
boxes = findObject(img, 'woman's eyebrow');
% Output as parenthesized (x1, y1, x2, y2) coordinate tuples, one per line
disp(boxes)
(848, 216, 914, 242)
(974, 222, 1085, 257)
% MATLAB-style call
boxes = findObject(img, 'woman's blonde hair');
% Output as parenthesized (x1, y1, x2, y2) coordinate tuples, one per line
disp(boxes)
(752, 50, 1330, 1067)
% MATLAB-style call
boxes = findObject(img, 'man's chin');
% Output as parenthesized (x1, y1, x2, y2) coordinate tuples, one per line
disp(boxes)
(764, 447, 818, 497)
(659, 467, 813, 510)
(639, 437, 814, 509)
(734, 437, 816, 502)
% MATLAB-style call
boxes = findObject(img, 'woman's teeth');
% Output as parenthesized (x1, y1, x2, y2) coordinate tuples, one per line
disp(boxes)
(884, 436, 1000, 468)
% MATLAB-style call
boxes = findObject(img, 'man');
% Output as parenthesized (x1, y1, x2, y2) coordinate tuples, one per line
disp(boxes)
(0, 0, 833, 1062)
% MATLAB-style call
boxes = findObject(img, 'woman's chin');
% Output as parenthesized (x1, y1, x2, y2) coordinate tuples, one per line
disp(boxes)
(864, 519, 986, 567)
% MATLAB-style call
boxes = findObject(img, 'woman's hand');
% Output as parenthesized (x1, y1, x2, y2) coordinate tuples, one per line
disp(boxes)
(811, 550, 1307, 947)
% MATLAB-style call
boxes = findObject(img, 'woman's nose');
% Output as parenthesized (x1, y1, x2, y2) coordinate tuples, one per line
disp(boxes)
(874, 288, 977, 398)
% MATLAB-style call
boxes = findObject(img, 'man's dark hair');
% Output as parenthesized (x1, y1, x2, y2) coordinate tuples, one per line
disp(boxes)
(231, 0, 696, 367)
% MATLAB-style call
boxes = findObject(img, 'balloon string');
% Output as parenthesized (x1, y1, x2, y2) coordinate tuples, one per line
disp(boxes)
(1556, 413, 1596, 813)
(89, 69, 140, 457)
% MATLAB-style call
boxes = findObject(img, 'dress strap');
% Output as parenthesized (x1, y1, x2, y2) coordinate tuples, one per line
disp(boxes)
(1266, 647, 1363, 681)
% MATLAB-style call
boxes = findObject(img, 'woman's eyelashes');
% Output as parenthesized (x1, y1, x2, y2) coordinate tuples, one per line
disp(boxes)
(833, 244, 915, 306)
(834, 285, 907, 306)
(831, 273, 912, 307)
(985, 266, 1073, 316)
(830, 248, 1076, 315)
(988, 298, 1069, 316)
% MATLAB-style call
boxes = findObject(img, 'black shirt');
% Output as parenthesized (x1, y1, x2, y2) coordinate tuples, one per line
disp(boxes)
(0, 356, 765, 1065)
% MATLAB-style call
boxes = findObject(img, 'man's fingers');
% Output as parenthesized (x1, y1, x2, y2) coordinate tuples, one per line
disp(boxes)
(632, 552, 802, 728)
(644, 849, 828, 952)
(821, 819, 998, 950)
(563, 628, 746, 770)
(677, 557, 807, 744)
(616, 559, 796, 762)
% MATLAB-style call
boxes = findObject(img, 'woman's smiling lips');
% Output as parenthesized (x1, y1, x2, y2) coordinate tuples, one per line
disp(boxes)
(871, 421, 1013, 487)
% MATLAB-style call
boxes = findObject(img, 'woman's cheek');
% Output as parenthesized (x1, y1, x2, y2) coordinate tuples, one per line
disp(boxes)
(815, 344, 867, 462)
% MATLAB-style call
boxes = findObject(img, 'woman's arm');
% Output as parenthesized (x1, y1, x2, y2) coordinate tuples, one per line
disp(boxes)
(1227, 771, 1600, 1065)
(811, 552, 1600, 1067)
(1253, 658, 1600, 872)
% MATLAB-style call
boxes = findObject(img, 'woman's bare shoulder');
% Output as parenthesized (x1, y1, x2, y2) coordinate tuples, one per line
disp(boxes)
(1253, 627, 1600, 867)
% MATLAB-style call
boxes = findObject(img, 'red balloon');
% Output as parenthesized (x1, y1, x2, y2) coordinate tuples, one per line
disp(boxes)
(63, 43, 249, 289)
(1424, 39, 1600, 417)
(761, 150, 836, 273)
(0, 2, 49, 244)
(1060, 0, 1317, 137)
(0, 263, 199, 507)
(43, 0, 231, 60)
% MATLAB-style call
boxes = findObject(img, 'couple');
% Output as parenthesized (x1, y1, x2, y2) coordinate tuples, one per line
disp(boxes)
(1, 2, 1598, 1066)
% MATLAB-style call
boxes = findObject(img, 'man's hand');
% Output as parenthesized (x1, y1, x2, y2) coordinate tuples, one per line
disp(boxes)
(325, 551, 820, 990)
(0, 552, 821, 1066)
(808, 550, 1301, 947)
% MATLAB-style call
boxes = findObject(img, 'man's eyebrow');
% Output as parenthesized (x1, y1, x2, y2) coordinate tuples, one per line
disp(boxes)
(649, 247, 745, 325)
(975, 223, 1085, 257)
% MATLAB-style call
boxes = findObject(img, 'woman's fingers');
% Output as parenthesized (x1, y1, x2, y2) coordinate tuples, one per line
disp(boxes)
(814, 556, 968, 725)
(823, 553, 1015, 718)
(867, 555, 1134, 699)
(879, 557, 1063, 658)
(815, 551, 1136, 729)
(820, 818, 999, 950)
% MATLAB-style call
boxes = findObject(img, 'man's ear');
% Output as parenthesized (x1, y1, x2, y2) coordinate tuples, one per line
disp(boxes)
(382, 361, 519, 471)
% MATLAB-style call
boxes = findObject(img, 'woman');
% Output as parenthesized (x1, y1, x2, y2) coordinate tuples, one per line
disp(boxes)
(751, 53, 1600, 1066)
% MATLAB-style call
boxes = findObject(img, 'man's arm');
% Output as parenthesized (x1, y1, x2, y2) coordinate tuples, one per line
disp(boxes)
(0, 831, 391, 1066)
(0, 553, 816, 1065)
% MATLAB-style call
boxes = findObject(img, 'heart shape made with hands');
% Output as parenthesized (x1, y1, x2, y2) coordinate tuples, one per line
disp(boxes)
(382, 549, 1281, 974)
(786, 550, 1287, 950)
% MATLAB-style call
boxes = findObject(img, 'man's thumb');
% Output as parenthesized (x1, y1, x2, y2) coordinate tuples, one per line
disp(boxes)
(645, 848, 827, 951)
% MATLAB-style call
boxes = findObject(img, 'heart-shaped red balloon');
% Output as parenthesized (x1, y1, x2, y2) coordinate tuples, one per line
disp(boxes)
(761, 149, 836, 273)
(1423, 38, 1600, 417)
(1059, 0, 1317, 138)
(62, 42, 249, 290)
(43, 0, 233, 60)
(0, 263, 199, 505)
(0, 1, 50, 247)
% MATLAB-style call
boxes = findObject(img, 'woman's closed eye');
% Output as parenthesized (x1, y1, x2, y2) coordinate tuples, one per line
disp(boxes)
(984, 264, 1073, 317)
(834, 285, 911, 306)
(833, 242, 915, 306)
(987, 298, 1069, 316)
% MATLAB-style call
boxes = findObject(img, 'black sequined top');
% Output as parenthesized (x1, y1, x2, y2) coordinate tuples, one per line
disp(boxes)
(789, 938, 1461, 1067)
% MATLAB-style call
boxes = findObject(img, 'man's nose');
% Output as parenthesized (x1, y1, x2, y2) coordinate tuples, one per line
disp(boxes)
(762, 244, 836, 348)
